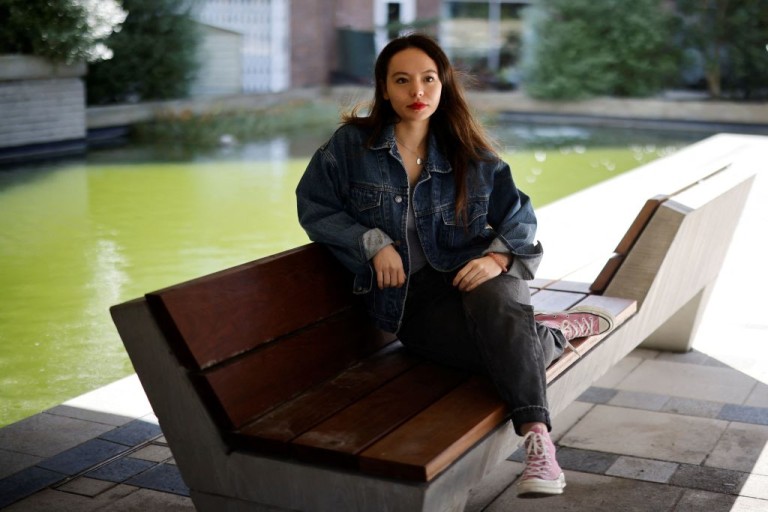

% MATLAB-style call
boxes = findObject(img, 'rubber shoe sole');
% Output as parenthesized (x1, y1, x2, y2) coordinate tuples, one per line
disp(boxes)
(517, 472, 566, 498)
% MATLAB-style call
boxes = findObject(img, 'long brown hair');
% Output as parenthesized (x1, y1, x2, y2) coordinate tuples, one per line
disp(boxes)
(343, 34, 497, 223)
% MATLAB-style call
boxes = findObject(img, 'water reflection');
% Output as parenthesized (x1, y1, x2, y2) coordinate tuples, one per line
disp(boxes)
(0, 123, 708, 428)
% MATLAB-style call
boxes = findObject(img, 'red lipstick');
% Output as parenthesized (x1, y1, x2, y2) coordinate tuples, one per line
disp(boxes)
(408, 102, 427, 111)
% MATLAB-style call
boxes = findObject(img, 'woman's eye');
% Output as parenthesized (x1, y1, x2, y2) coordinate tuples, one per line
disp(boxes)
(395, 77, 407, 84)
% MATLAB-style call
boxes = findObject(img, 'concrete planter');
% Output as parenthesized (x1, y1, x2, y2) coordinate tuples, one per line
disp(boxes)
(0, 54, 87, 159)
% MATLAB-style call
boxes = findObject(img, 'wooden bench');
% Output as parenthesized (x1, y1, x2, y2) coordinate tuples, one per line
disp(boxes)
(110, 137, 756, 512)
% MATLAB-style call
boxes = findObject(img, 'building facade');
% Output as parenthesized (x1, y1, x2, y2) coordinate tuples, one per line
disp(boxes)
(191, 0, 524, 93)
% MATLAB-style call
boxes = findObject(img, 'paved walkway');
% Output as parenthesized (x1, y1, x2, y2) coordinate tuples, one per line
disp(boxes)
(1, 139, 766, 510)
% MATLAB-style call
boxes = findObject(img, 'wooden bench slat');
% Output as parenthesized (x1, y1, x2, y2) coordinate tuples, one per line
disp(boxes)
(291, 363, 468, 468)
(590, 196, 666, 293)
(531, 289, 585, 312)
(199, 310, 394, 429)
(146, 244, 353, 370)
(358, 377, 506, 481)
(234, 343, 421, 454)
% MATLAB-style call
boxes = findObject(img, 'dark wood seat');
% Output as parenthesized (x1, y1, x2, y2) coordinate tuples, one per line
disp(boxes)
(142, 243, 635, 483)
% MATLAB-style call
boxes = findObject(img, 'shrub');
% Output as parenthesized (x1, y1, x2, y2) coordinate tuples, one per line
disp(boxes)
(0, 0, 125, 63)
(676, 0, 768, 99)
(521, 0, 680, 99)
(86, 0, 200, 104)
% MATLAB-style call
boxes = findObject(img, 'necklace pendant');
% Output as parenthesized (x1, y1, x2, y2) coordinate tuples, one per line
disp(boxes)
(416, 157, 422, 165)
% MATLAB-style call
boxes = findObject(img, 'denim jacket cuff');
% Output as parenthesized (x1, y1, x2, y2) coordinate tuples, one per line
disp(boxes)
(484, 239, 542, 280)
(361, 228, 395, 261)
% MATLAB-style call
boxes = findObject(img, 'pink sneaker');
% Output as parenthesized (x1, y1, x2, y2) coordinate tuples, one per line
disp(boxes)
(517, 424, 566, 497)
(535, 305, 615, 341)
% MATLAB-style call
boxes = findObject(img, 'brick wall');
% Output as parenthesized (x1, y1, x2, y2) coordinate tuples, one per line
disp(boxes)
(291, 0, 337, 87)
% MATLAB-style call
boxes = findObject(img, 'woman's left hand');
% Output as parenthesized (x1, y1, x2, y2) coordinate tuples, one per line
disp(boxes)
(452, 256, 503, 292)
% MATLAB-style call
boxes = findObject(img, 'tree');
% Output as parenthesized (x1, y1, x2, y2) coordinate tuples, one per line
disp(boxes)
(520, 0, 680, 99)
(677, 0, 768, 99)
(0, 0, 125, 63)
(86, 0, 200, 104)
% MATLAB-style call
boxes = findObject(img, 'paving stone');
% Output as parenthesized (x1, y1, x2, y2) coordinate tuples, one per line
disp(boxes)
(718, 404, 768, 426)
(745, 382, 768, 408)
(125, 463, 189, 496)
(99, 419, 162, 447)
(56, 476, 117, 497)
(104, 487, 195, 511)
(661, 396, 724, 418)
(2, 484, 138, 512)
(655, 349, 729, 367)
(37, 438, 130, 475)
(131, 444, 173, 463)
(577, 386, 617, 404)
(46, 404, 135, 427)
(706, 422, 768, 475)
(484, 470, 683, 511)
(0, 466, 66, 509)
(669, 464, 748, 495)
(741, 474, 768, 500)
(606, 455, 678, 483)
(727, 496, 768, 512)
(593, 355, 643, 388)
(556, 447, 618, 474)
(86, 457, 156, 483)
(0, 448, 42, 479)
(560, 405, 729, 465)
(616, 360, 756, 404)
(608, 390, 669, 411)
(0, 412, 115, 458)
(551, 400, 593, 443)
(673, 489, 747, 512)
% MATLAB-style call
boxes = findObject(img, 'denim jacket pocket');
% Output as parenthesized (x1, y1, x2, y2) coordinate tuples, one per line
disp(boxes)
(438, 199, 491, 248)
(352, 267, 373, 295)
(349, 184, 383, 227)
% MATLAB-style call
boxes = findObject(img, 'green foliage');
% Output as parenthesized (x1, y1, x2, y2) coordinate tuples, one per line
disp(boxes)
(521, 0, 680, 99)
(86, 0, 201, 104)
(676, 0, 768, 99)
(132, 99, 340, 147)
(0, 0, 125, 63)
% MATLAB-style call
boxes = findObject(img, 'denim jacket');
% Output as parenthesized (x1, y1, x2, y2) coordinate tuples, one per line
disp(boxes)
(296, 123, 543, 333)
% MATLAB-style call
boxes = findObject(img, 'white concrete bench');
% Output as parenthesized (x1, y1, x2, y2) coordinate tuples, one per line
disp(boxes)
(110, 134, 758, 511)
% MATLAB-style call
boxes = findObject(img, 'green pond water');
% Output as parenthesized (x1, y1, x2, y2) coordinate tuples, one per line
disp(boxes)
(0, 124, 705, 427)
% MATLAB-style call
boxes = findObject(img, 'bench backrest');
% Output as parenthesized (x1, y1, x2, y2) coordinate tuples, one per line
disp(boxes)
(145, 243, 395, 430)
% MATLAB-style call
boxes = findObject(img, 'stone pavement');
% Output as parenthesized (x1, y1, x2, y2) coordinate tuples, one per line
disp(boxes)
(1, 152, 766, 511)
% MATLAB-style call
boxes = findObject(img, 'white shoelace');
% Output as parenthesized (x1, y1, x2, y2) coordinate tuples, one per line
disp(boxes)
(565, 340, 583, 358)
(558, 317, 596, 340)
(521, 431, 554, 480)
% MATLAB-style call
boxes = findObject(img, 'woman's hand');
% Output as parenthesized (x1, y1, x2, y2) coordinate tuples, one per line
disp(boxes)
(452, 255, 505, 292)
(372, 244, 406, 290)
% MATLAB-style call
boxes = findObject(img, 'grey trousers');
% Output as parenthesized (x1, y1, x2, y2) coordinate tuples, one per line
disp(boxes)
(398, 265, 566, 435)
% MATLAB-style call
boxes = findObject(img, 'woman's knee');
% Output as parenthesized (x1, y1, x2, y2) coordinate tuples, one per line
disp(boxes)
(466, 274, 531, 308)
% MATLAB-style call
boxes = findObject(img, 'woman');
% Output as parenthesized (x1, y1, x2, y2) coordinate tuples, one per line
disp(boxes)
(296, 34, 613, 497)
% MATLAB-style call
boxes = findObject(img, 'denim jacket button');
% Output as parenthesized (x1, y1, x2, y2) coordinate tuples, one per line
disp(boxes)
(394, 195, 403, 203)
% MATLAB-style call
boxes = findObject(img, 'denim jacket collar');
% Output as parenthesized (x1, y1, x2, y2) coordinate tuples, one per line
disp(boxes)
(371, 124, 453, 175)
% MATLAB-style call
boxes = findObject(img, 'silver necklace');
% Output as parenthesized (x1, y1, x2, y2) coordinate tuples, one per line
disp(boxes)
(396, 138, 424, 165)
